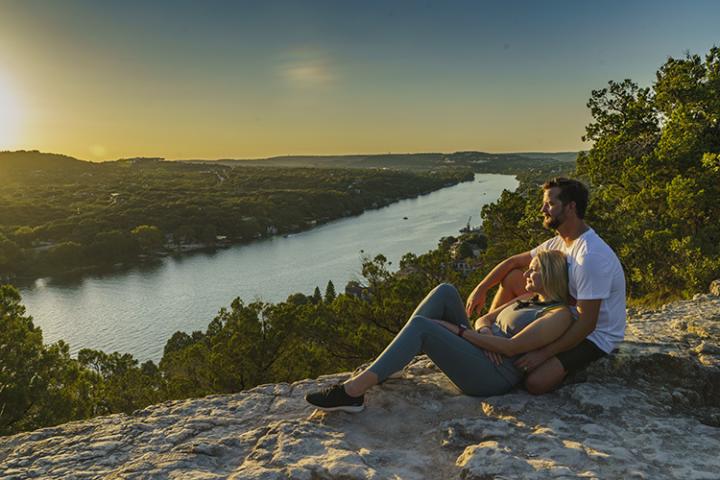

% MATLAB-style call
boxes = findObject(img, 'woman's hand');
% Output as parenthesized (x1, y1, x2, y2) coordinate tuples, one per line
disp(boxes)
(473, 314, 493, 331)
(434, 320, 504, 366)
(465, 285, 487, 317)
(477, 326, 504, 366)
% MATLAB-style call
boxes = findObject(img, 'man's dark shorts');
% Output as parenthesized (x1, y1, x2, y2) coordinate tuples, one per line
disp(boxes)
(556, 339, 606, 373)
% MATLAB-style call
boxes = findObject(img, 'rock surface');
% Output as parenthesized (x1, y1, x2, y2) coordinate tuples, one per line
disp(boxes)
(2, 294, 720, 479)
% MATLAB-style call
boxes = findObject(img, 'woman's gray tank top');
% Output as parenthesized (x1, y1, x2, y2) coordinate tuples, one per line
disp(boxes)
(493, 301, 564, 339)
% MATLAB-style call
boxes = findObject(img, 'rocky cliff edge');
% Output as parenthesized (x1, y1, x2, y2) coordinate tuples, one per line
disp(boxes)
(2, 287, 720, 479)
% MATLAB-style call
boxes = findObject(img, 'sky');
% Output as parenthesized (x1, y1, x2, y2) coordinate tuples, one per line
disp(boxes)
(0, 0, 718, 161)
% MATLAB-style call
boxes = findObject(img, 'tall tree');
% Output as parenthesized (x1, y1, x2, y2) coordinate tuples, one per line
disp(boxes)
(324, 280, 337, 303)
(312, 286, 322, 304)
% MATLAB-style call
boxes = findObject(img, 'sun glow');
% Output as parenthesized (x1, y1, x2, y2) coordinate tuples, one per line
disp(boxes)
(0, 74, 22, 149)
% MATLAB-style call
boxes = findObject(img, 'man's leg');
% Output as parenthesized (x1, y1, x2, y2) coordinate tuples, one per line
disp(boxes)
(490, 268, 528, 310)
(523, 357, 566, 395)
(524, 339, 607, 395)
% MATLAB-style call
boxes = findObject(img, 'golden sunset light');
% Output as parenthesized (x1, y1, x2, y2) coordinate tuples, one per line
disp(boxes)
(0, 73, 21, 148)
(0, 1, 719, 475)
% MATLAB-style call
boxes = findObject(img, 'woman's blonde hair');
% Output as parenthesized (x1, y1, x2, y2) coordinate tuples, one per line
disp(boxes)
(535, 250, 569, 304)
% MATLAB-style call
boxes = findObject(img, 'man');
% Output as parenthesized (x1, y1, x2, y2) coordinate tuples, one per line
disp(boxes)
(465, 178, 626, 394)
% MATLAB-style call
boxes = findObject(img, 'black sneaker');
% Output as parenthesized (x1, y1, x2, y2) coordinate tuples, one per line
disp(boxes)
(305, 384, 365, 412)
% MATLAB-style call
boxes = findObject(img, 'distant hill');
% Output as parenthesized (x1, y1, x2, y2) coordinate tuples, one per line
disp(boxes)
(183, 151, 577, 173)
(0, 150, 92, 175)
(0, 150, 578, 176)
(513, 151, 580, 163)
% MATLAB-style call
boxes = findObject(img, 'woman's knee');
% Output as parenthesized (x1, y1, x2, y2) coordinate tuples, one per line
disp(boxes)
(408, 315, 433, 330)
(432, 282, 459, 299)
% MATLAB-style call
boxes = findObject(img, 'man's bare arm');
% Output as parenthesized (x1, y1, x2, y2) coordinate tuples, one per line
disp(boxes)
(465, 251, 532, 317)
(543, 299, 601, 356)
(514, 299, 602, 371)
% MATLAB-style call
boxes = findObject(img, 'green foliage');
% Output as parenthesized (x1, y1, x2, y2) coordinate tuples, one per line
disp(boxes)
(312, 286, 323, 304)
(477, 188, 547, 274)
(474, 47, 720, 301)
(576, 47, 720, 299)
(0, 234, 21, 274)
(45, 241, 84, 268)
(0, 153, 473, 278)
(77, 349, 163, 414)
(131, 225, 164, 252)
(324, 280, 337, 302)
(0, 285, 95, 435)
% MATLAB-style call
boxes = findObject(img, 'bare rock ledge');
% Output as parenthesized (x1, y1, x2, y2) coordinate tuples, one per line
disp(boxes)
(2, 294, 720, 479)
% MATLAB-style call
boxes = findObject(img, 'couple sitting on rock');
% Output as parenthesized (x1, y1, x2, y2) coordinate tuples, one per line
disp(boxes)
(306, 178, 627, 412)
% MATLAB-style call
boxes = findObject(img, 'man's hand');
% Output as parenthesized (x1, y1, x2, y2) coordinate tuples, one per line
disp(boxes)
(465, 285, 486, 317)
(514, 348, 551, 373)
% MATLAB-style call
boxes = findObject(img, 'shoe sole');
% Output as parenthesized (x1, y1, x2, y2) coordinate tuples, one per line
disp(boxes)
(309, 404, 365, 413)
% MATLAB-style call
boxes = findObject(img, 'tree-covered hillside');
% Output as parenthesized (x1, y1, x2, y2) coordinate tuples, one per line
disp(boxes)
(0, 153, 472, 279)
(194, 150, 574, 173)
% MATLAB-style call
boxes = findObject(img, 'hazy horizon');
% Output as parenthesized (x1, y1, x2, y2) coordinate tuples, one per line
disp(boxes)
(1, 0, 718, 161)
(1, 148, 580, 163)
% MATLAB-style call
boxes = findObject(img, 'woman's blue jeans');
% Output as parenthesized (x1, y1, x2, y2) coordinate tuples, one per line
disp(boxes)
(367, 283, 522, 396)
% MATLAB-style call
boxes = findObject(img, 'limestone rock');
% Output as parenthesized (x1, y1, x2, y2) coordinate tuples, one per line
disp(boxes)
(2, 296, 720, 479)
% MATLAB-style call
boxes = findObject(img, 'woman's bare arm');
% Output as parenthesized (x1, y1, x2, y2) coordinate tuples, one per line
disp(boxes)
(462, 307, 573, 357)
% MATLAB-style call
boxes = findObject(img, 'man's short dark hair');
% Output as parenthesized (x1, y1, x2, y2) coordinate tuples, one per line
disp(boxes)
(543, 178, 589, 219)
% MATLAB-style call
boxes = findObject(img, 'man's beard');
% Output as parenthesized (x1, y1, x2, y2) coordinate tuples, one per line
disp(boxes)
(544, 214, 562, 230)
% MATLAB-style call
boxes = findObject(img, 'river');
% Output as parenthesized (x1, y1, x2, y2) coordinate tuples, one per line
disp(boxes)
(18, 173, 518, 362)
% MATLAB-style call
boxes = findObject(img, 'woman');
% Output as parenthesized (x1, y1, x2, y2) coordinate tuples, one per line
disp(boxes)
(305, 250, 572, 412)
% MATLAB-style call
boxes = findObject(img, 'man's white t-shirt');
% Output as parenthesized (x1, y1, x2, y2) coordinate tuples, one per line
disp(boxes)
(531, 228, 626, 353)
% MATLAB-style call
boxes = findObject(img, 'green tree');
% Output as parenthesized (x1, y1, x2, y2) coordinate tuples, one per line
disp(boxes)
(131, 225, 164, 253)
(159, 334, 214, 399)
(77, 349, 163, 414)
(312, 286, 322, 304)
(324, 280, 337, 302)
(44, 241, 83, 268)
(88, 230, 139, 262)
(12, 226, 37, 248)
(199, 224, 218, 245)
(0, 234, 21, 274)
(0, 285, 95, 435)
(576, 47, 720, 299)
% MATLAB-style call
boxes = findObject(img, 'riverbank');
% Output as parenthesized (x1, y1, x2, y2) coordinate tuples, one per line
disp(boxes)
(2, 151, 475, 283)
(10, 176, 471, 287)
(18, 173, 518, 362)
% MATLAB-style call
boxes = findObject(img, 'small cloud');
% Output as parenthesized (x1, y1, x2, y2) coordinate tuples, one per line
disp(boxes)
(277, 49, 337, 87)
(89, 144, 107, 158)
(284, 64, 334, 85)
